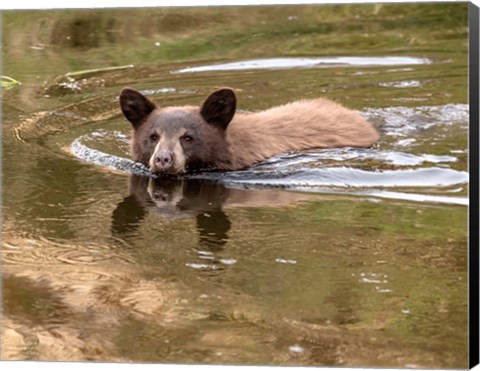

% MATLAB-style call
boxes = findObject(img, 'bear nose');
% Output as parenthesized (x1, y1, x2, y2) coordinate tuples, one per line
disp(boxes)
(154, 151, 174, 169)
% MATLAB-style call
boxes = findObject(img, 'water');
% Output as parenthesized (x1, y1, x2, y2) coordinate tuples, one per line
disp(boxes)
(174, 56, 433, 73)
(1, 3, 469, 368)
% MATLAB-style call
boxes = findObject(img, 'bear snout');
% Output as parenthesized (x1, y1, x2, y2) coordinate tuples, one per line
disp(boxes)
(152, 150, 174, 172)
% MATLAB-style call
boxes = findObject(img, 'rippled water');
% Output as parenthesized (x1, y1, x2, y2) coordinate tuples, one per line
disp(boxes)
(174, 56, 433, 73)
(1, 4, 469, 368)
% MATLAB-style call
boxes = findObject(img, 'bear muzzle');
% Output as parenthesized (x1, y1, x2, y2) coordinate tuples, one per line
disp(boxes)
(150, 150, 175, 173)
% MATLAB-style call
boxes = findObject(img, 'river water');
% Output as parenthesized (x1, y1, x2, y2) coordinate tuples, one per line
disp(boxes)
(1, 3, 469, 367)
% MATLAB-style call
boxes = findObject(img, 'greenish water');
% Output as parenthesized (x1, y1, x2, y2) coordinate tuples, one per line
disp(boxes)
(1, 3, 469, 367)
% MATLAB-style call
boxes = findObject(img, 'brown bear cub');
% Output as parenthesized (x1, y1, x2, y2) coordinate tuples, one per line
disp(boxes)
(119, 88, 379, 175)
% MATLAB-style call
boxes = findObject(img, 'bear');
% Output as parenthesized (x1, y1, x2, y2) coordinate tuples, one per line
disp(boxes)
(119, 87, 379, 175)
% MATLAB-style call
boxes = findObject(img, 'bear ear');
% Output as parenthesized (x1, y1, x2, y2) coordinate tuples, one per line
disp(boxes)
(119, 88, 157, 130)
(200, 88, 236, 130)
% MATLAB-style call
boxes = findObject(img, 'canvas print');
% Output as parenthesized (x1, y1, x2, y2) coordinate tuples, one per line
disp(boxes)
(1, 2, 470, 368)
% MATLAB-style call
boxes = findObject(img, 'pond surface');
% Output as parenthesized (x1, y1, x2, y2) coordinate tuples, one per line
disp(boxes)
(1, 3, 469, 368)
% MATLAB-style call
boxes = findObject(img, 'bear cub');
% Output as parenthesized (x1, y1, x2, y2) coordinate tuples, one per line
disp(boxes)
(119, 88, 379, 175)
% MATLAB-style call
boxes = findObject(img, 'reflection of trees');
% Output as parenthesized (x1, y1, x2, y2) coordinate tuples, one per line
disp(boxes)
(2, 147, 81, 239)
(1, 135, 121, 242)
(51, 14, 110, 48)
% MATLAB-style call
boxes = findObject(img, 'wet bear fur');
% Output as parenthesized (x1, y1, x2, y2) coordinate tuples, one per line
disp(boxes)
(119, 88, 379, 174)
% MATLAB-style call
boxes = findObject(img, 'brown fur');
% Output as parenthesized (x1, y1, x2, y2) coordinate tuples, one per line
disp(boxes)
(119, 88, 379, 174)
(225, 98, 379, 169)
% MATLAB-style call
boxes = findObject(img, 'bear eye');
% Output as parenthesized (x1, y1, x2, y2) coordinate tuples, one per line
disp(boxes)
(182, 135, 194, 143)
(149, 133, 159, 141)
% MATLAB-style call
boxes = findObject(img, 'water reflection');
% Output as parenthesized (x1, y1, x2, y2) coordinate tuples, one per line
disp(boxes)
(50, 13, 117, 48)
(112, 175, 232, 251)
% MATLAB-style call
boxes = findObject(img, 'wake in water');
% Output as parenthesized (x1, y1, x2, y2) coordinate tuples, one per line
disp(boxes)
(174, 57, 432, 73)
(69, 104, 469, 206)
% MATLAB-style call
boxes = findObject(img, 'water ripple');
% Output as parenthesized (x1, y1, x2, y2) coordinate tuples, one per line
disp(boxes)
(199, 167, 468, 189)
(254, 148, 458, 168)
(175, 56, 432, 73)
(70, 138, 152, 178)
(71, 136, 468, 189)
(363, 104, 468, 137)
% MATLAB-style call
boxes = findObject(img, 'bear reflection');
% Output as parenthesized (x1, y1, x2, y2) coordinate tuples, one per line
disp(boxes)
(112, 175, 231, 251)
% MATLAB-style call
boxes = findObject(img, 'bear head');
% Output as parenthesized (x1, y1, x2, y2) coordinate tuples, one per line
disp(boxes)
(119, 88, 236, 174)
